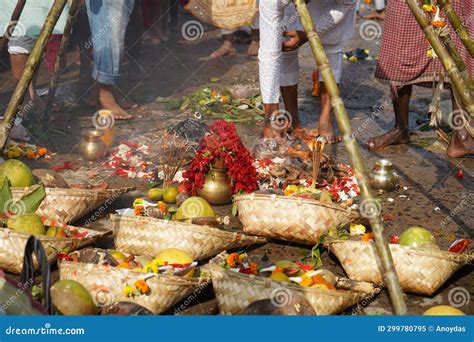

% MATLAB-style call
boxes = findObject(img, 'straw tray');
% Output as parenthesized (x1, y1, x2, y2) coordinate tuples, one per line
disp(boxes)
(209, 252, 379, 315)
(328, 240, 474, 295)
(59, 249, 210, 314)
(235, 193, 356, 245)
(12, 186, 134, 224)
(0, 226, 107, 274)
(112, 215, 266, 261)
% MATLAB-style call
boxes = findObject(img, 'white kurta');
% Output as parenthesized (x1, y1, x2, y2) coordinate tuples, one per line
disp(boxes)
(259, 0, 356, 103)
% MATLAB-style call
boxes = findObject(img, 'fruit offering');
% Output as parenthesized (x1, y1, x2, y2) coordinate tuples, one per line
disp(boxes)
(0, 159, 35, 187)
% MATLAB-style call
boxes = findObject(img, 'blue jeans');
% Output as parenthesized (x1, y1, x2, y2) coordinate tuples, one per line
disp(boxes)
(86, 0, 135, 85)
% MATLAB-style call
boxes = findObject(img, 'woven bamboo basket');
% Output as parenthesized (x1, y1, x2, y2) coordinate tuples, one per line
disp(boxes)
(59, 251, 210, 314)
(112, 215, 267, 261)
(235, 193, 356, 245)
(11, 186, 134, 224)
(328, 240, 474, 295)
(209, 252, 378, 315)
(0, 226, 107, 274)
(185, 0, 258, 29)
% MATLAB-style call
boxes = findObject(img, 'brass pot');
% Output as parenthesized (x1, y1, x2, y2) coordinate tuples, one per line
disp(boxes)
(79, 129, 107, 162)
(369, 159, 399, 193)
(197, 168, 232, 205)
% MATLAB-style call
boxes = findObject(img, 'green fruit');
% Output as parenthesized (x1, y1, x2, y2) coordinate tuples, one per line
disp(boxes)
(0, 159, 35, 187)
(110, 250, 127, 261)
(174, 197, 215, 221)
(148, 188, 165, 201)
(399, 227, 436, 249)
(51, 280, 98, 315)
(46, 226, 58, 237)
(7, 213, 46, 235)
(163, 187, 179, 204)
(270, 272, 290, 282)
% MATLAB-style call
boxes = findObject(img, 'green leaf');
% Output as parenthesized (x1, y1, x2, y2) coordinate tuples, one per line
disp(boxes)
(0, 178, 12, 215)
(164, 98, 184, 111)
(19, 185, 46, 214)
(310, 246, 323, 268)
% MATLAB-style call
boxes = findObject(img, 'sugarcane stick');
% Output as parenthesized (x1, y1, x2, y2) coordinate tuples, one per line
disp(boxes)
(44, 0, 80, 121)
(437, 0, 474, 58)
(0, 0, 27, 52)
(406, 0, 474, 137)
(293, 0, 407, 315)
(0, 0, 68, 150)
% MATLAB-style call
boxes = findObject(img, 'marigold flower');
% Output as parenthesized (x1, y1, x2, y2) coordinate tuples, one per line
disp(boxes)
(226, 253, 240, 267)
(134, 280, 150, 294)
(123, 285, 134, 297)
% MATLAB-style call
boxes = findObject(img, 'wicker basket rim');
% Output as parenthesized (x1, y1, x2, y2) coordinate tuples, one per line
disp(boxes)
(110, 214, 267, 243)
(209, 253, 377, 297)
(327, 239, 473, 264)
(234, 193, 352, 213)
(0, 226, 108, 243)
(59, 259, 210, 286)
(11, 186, 135, 198)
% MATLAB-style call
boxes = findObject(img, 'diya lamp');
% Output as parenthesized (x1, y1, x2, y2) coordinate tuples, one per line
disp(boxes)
(369, 159, 400, 193)
(79, 129, 108, 162)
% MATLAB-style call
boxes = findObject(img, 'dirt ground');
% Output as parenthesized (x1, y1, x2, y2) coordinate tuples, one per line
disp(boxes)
(0, 9, 472, 315)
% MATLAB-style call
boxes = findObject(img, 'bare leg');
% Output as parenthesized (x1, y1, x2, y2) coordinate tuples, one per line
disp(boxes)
(247, 29, 260, 56)
(210, 34, 236, 59)
(447, 90, 474, 157)
(99, 84, 132, 120)
(363, 9, 385, 20)
(367, 84, 412, 150)
(318, 83, 341, 143)
(10, 54, 41, 109)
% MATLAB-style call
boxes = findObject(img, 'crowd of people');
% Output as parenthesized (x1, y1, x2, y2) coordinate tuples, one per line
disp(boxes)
(0, 0, 472, 158)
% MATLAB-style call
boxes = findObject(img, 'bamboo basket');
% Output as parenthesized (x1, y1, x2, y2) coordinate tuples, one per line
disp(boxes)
(328, 240, 474, 295)
(0, 226, 107, 274)
(185, 0, 258, 29)
(112, 215, 267, 261)
(59, 250, 210, 314)
(235, 193, 356, 245)
(11, 186, 134, 224)
(209, 252, 379, 315)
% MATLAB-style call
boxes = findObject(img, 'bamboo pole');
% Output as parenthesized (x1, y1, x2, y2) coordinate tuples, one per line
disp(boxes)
(437, 0, 474, 58)
(0, 0, 27, 52)
(293, 0, 407, 315)
(44, 0, 80, 121)
(405, 0, 474, 135)
(0, 0, 68, 150)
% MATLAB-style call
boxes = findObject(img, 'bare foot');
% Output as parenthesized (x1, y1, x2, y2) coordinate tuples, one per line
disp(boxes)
(247, 40, 260, 56)
(363, 10, 385, 20)
(99, 87, 132, 120)
(209, 41, 236, 59)
(318, 120, 341, 144)
(447, 130, 474, 158)
(262, 125, 285, 139)
(367, 129, 410, 151)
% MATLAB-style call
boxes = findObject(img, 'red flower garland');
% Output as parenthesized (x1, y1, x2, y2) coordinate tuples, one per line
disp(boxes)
(184, 120, 258, 194)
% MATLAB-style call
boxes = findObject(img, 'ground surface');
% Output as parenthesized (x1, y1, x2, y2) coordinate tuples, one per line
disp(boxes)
(0, 9, 472, 315)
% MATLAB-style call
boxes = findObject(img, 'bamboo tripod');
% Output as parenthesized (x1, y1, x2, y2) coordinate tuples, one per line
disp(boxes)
(0, 0, 68, 149)
(293, 0, 407, 314)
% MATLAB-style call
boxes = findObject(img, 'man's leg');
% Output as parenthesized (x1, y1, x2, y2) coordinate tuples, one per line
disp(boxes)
(279, 49, 301, 133)
(363, 0, 385, 20)
(86, 0, 135, 120)
(210, 30, 236, 59)
(447, 90, 474, 157)
(247, 13, 260, 56)
(367, 85, 412, 150)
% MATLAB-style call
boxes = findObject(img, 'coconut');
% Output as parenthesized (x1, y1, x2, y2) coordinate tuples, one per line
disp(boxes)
(0, 160, 35, 187)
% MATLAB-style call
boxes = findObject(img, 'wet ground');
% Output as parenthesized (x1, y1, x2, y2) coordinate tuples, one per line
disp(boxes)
(0, 10, 472, 315)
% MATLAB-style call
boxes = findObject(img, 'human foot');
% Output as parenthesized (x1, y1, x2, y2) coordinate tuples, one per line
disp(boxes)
(209, 41, 236, 59)
(99, 87, 132, 120)
(447, 129, 474, 158)
(262, 125, 285, 139)
(363, 10, 385, 20)
(247, 40, 260, 56)
(367, 129, 410, 151)
(318, 120, 341, 144)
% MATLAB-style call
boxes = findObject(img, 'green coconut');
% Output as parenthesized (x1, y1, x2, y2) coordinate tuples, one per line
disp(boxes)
(0, 160, 35, 187)
(7, 213, 46, 235)
(399, 227, 436, 249)
(173, 196, 215, 221)
(51, 280, 98, 315)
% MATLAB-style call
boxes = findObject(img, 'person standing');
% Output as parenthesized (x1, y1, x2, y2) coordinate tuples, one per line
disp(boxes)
(86, 0, 135, 120)
(259, 0, 356, 142)
(367, 0, 473, 158)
